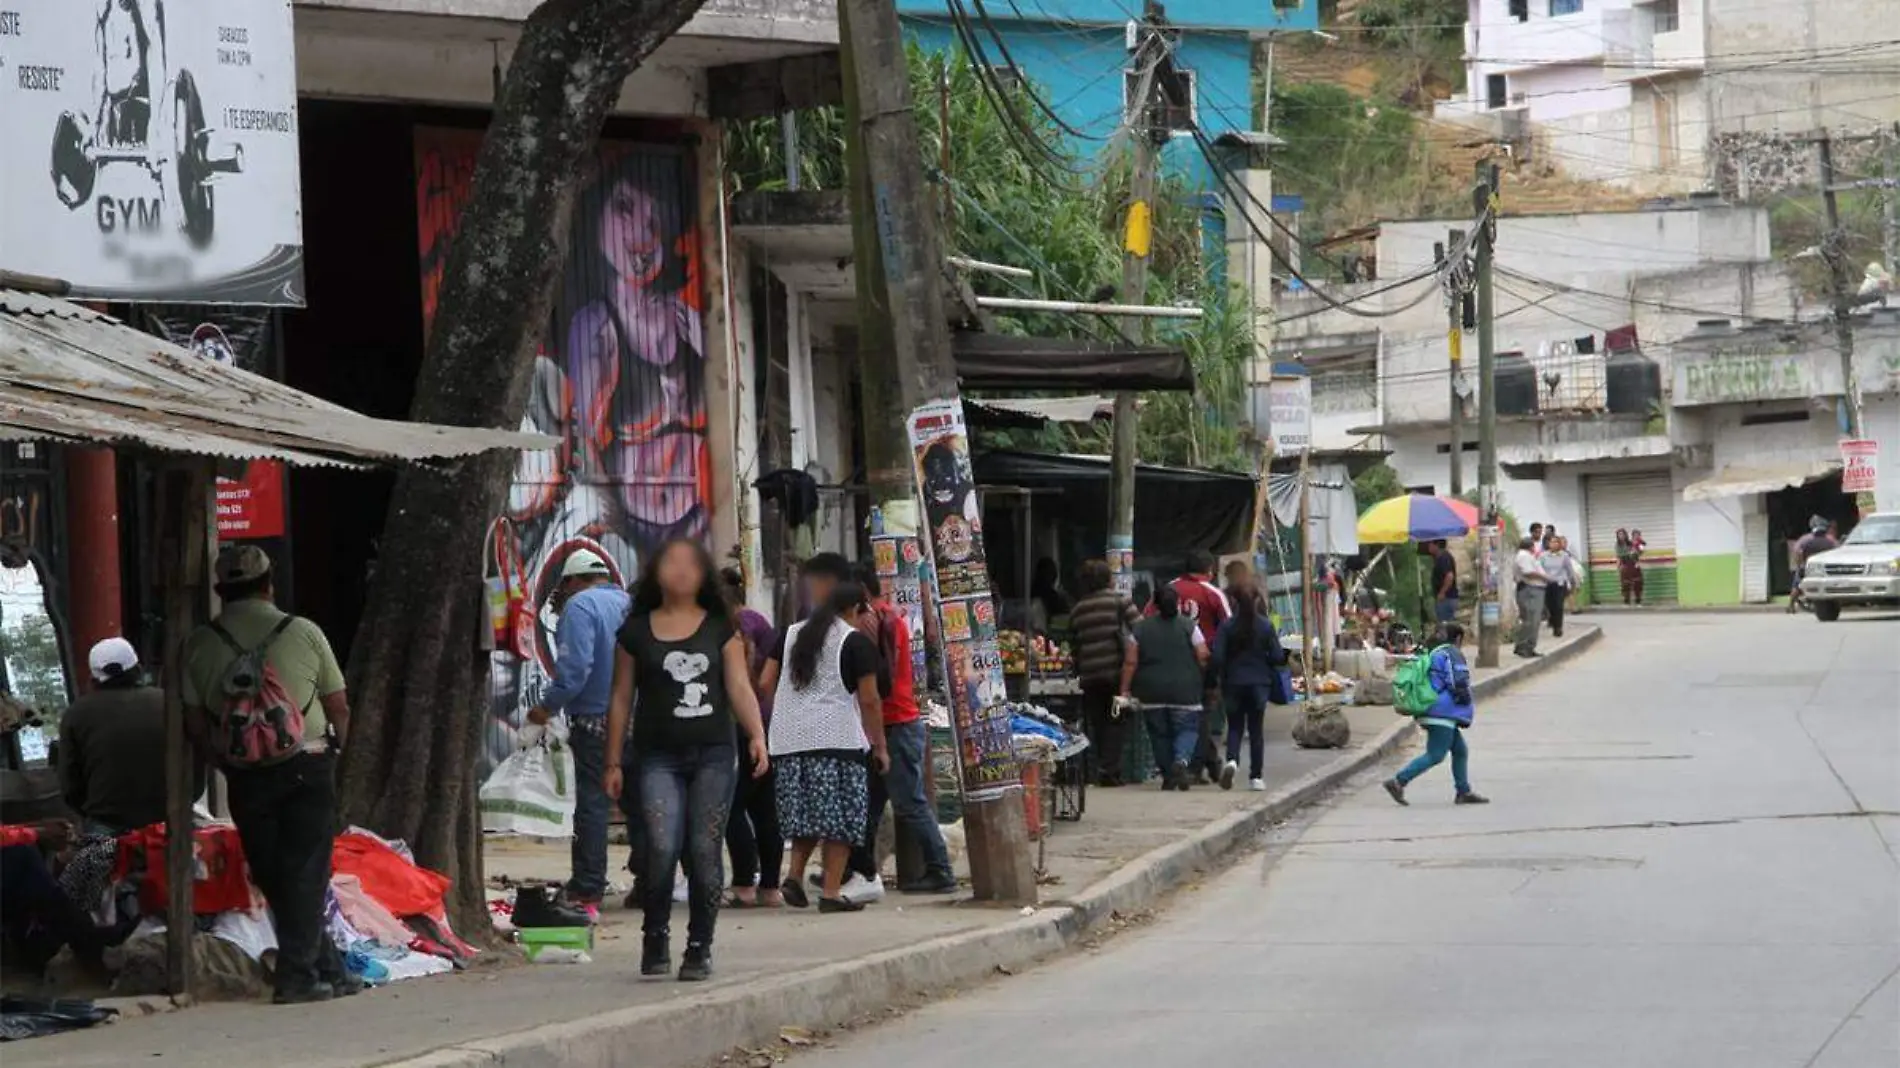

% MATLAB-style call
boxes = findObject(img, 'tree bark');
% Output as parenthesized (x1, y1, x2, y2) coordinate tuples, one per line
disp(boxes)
(337, 0, 709, 936)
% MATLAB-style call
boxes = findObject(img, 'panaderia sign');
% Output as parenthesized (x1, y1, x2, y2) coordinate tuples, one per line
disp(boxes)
(0, 0, 303, 304)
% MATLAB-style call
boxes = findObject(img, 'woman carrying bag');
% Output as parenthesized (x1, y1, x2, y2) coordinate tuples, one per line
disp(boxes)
(1211, 575, 1290, 792)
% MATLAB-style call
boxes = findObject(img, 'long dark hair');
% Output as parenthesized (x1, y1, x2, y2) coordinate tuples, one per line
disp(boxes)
(631, 537, 727, 621)
(1152, 583, 1181, 619)
(789, 581, 865, 691)
(1225, 584, 1261, 659)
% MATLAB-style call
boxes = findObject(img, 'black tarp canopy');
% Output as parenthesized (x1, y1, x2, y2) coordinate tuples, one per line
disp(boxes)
(953, 334, 1194, 392)
(971, 451, 1256, 568)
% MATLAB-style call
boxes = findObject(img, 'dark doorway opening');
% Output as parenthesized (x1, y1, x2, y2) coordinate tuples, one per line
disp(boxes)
(1765, 472, 1855, 597)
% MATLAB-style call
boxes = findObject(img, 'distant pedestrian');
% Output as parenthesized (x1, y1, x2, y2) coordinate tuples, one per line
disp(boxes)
(1124, 584, 1209, 791)
(720, 567, 782, 908)
(1383, 623, 1488, 807)
(1540, 536, 1581, 638)
(1427, 539, 1458, 624)
(606, 538, 769, 982)
(1616, 529, 1646, 604)
(1069, 559, 1140, 787)
(1211, 576, 1289, 792)
(1158, 550, 1231, 783)
(1512, 536, 1547, 658)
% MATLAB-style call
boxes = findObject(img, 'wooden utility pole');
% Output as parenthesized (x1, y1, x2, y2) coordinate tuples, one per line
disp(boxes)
(1817, 131, 1871, 516)
(1885, 124, 1899, 278)
(1108, 4, 1166, 588)
(1440, 231, 1466, 497)
(1473, 163, 1502, 669)
(838, 0, 1036, 902)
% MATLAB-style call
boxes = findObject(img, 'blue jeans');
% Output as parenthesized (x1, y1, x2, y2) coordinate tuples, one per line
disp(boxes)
(1224, 684, 1268, 779)
(1396, 723, 1471, 795)
(1434, 597, 1458, 624)
(565, 717, 611, 900)
(852, 719, 952, 880)
(636, 743, 737, 945)
(1145, 706, 1199, 773)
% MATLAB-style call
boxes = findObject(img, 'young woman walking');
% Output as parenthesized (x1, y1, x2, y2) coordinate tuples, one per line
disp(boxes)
(767, 582, 889, 912)
(1383, 623, 1489, 807)
(605, 539, 769, 982)
(1211, 577, 1289, 792)
(719, 567, 783, 908)
(1122, 584, 1209, 791)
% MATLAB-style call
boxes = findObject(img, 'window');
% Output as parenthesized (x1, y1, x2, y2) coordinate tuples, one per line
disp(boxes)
(1549, 0, 1582, 13)
(1739, 410, 1810, 427)
(1508, 0, 1529, 21)
(1486, 74, 1508, 110)
(1123, 65, 1196, 133)
(989, 65, 1024, 94)
(1652, 0, 1680, 33)
(1310, 360, 1377, 414)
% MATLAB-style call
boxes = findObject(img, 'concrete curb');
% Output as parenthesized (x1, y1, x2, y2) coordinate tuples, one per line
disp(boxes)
(382, 626, 1602, 1068)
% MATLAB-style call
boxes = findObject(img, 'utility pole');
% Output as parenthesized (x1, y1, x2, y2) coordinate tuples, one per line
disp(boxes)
(838, 0, 1037, 902)
(1108, 3, 1167, 590)
(1473, 162, 1501, 669)
(1440, 231, 1466, 497)
(1885, 122, 1899, 280)
(1817, 133, 1868, 443)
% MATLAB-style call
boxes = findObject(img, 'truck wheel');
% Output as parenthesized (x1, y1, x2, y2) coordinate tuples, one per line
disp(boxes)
(1814, 602, 1841, 623)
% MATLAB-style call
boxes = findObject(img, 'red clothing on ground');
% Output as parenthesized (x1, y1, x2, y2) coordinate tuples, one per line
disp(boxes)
(0, 825, 38, 848)
(869, 598, 919, 725)
(1159, 574, 1231, 645)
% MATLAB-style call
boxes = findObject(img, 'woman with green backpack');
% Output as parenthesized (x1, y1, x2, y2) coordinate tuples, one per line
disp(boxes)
(1384, 624, 1489, 807)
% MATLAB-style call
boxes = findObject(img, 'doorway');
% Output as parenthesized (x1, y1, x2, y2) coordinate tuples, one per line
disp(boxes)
(1764, 472, 1856, 597)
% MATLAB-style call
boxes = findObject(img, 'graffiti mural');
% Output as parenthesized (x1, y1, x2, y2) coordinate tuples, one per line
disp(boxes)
(415, 128, 710, 766)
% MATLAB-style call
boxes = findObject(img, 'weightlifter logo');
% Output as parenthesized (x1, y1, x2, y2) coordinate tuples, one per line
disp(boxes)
(0, 0, 305, 304)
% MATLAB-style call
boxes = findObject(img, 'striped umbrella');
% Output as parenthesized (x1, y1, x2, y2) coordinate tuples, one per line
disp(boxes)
(1357, 493, 1480, 544)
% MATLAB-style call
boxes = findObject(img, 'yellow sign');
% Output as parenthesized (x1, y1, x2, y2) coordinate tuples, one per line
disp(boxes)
(1124, 201, 1152, 258)
(1449, 329, 1463, 364)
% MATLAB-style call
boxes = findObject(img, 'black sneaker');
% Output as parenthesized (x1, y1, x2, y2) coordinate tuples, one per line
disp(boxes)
(273, 978, 335, 1005)
(515, 885, 591, 928)
(818, 896, 866, 913)
(780, 877, 811, 909)
(1383, 778, 1409, 806)
(899, 870, 958, 895)
(1455, 791, 1492, 805)
(678, 943, 713, 982)
(640, 933, 671, 976)
(1170, 759, 1190, 792)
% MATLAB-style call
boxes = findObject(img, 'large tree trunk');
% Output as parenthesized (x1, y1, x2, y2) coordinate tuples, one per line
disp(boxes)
(338, 0, 709, 936)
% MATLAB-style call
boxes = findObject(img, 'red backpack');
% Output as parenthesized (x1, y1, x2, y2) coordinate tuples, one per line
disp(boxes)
(208, 617, 309, 768)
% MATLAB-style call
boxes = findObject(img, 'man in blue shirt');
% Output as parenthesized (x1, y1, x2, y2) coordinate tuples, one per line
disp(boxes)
(527, 548, 630, 907)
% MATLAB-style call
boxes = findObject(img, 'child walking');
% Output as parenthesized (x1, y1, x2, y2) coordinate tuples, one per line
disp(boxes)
(1383, 624, 1489, 806)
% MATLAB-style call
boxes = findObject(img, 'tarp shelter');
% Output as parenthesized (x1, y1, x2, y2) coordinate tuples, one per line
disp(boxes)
(0, 287, 545, 996)
(952, 334, 1195, 392)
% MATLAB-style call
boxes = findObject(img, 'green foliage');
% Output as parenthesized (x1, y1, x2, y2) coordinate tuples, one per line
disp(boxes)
(723, 43, 1259, 472)
(3, 615, 70, 716)
(1767, 187, 1888, 300)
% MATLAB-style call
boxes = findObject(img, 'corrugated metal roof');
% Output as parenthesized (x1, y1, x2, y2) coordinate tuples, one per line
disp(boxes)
(0, 290, 549, 466)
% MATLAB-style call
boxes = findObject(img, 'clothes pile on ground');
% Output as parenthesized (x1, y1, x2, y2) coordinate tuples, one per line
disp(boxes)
(99, 824, 472, 996)
(0, 995, 116, 1042)
(1007, 702, 1088, 762)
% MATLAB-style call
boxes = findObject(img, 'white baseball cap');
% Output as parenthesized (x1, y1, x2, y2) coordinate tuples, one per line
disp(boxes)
(88, 637, 140, 682)
(560, 549, 612, 580)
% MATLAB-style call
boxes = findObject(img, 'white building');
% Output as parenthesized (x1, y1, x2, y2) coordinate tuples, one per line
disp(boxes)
(1275, 201, 1900, 605)
(1436, 0, 1900, 195)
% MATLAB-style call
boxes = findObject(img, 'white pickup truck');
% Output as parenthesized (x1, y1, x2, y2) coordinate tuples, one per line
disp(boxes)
(1798, 512, 1900, 622)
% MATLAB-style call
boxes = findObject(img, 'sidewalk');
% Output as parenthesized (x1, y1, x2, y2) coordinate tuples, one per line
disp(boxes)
(10, 627, 1600, 1068)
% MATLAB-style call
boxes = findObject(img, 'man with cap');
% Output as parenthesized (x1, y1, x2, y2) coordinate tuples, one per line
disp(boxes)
(181, 545, 356, 1004)
(524, 547, 630, 910)
(59, 637, 172, 837)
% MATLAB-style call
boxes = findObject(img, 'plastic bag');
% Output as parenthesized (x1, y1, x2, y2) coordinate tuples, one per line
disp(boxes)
(479, 719, 576, 838)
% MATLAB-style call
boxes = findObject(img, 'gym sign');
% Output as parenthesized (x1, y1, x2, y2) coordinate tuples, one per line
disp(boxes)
(0, 0, 303, 304)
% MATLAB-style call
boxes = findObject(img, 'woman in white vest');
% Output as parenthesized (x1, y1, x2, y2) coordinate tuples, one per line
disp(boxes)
(770, 582, 890, 912)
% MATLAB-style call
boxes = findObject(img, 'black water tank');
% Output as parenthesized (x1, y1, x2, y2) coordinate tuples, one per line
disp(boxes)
(1606, 347, 1662, 416)
(1495, 350, 1539, 416)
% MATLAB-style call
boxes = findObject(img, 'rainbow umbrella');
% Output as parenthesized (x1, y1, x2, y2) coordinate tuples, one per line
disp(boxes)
(1357, 493, 1480, 544)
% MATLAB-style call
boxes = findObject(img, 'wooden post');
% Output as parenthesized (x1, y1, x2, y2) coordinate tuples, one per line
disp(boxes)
(159, 459, 213, 1001)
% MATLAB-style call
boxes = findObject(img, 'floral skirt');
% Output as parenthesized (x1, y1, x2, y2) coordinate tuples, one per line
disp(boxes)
(773, 752, 869, 844)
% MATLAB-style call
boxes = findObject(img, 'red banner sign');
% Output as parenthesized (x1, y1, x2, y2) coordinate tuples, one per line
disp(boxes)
(215, 461, 286, 540)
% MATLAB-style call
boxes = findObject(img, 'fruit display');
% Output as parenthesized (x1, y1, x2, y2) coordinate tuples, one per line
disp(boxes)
(1291, 671, 1354, 696)
(998, 630, 1073, 675)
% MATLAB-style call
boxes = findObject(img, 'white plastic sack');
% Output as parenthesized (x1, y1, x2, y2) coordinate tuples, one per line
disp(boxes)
(479, 721, 576, 838)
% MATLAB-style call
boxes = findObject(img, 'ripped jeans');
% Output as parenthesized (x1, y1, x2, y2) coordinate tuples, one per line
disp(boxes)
(636, 743, 737, 946)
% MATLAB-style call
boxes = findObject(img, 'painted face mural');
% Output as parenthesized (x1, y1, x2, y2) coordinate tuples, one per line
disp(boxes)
(416, 130, 711, 769)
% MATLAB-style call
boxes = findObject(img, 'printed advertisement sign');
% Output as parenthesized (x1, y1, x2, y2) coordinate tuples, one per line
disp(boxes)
(0, 0, 304, 303)
(908, 400, 1021, 800)
(145, 308, 287, 539)
(1840, 439, 1877, 494)
(871, 533, 928, 696)
(1263, 375, 1312, 456)
(1107, 534, 1135, 595)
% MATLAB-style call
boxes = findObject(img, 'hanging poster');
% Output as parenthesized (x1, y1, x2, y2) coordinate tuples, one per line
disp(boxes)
(1840, 439, 1877, 494)
(908, 399, 1020, 800)
(1264, 375, 1312, 456)
(870, 532, 928, 696)
(1108, 534, 1135, 594)
(0, 0, 305, 303)
(144, 308, 287, 539)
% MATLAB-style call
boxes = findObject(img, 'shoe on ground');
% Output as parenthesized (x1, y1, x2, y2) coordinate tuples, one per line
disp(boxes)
(1248, 778, 1266, 792)
(811, 871, 885, 904)
(678, 943, 713, 982)
(899, 870, 959, 895)
(1383, 778, 1409, 806)
(324, 969, 367, 998)
(273, 978, 335, 1005)
(640, 934, 671, 976)
(514, 885, 592, 928)
(1455, 791, 1491, 805)
(779, 877, 811, 909)
(1220, 760, 1238, 791)
(818, 896, 866, 914)
(1169, 759, 1190, 792)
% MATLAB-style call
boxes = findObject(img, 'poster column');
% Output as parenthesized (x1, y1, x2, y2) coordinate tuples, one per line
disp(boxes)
(907, 401, 1022, 802)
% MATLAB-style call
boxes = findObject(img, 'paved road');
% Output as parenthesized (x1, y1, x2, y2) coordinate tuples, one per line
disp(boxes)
(793, 613, 1900, 1068)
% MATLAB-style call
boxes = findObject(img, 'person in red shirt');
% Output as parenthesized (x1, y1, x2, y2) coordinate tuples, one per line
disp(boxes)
(1153, 551, 1232, 784)
(848, 563, 956, 895)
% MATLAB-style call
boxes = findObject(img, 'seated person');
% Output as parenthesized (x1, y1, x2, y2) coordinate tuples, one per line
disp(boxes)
(60, 638, 173, 836)
(1, 821, 136, 974)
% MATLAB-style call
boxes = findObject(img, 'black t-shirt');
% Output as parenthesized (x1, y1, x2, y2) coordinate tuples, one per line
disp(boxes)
(769, 624, 888, 696)
(1432, 552, 1458, 598)
(618, 611, 736, 750)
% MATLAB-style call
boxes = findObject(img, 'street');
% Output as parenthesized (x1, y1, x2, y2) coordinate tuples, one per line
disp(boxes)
(790, 613, 1900, 1068)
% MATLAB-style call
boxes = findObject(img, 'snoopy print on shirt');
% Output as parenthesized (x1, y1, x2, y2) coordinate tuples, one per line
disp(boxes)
(663, 651, 713, 718)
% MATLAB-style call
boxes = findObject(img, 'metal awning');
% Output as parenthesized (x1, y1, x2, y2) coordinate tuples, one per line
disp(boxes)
(0, 290, 549, 466)
(1681, 460, 1842, 502)
(966, 395, 1117, 427)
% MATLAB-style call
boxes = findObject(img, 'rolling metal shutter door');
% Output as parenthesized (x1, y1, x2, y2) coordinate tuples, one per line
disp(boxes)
(1742, 512, 1770, 603)
(1584, 471, 1678, 604)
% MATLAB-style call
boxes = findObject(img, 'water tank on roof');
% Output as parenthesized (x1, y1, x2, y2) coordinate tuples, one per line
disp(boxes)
(1495, 350, 1539, 416)
(1605, 346, 1662, 416)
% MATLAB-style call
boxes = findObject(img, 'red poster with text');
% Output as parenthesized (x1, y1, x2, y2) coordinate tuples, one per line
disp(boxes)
(216, 462, 286, 540)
